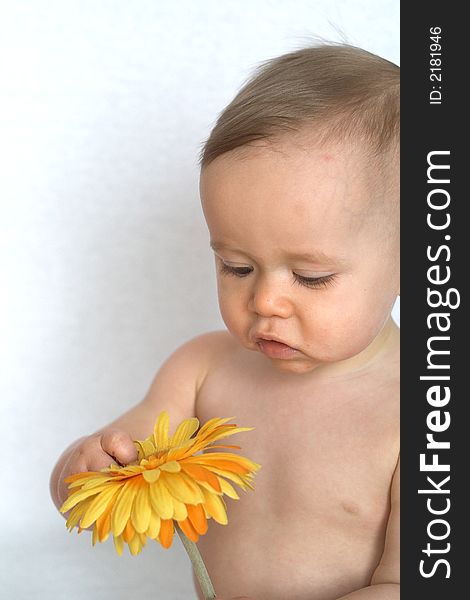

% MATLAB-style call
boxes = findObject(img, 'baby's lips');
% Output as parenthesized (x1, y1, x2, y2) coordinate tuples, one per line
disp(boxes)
(256, 338, 299, 359)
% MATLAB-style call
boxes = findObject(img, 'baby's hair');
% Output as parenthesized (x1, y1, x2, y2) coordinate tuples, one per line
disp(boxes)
(199, 43, 399, 168)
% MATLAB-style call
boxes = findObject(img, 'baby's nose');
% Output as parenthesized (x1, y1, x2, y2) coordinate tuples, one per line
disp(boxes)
(248, 274, 293, 318)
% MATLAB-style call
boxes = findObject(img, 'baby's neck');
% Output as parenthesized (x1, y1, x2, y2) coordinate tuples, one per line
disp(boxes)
(263, 317, 399, 383)
(315, 317, 399, 380)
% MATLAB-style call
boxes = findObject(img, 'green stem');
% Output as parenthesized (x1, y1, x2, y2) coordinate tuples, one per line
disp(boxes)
(175, 522, 216, 600)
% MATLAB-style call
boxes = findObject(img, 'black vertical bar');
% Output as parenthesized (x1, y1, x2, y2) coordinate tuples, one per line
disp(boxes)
(401, 2, 465, 598)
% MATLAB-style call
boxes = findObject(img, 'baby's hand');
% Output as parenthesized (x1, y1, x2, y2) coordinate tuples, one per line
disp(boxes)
(57, 429, 138, 507)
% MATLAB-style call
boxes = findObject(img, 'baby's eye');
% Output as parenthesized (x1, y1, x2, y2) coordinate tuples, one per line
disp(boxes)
(293, 273, 336, 289)
(219, 262, 253, 277)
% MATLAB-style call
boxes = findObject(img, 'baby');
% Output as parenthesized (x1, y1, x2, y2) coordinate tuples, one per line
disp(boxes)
(51, 44, 400, 600)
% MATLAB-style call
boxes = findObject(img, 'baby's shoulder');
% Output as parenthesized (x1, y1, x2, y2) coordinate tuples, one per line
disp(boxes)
(144, 331, 236, 413)
(175, 329, 237, 385)
(183, 329, 235, 356)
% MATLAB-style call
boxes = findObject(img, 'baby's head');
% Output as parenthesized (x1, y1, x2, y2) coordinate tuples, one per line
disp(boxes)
(199, 44, 399, 375)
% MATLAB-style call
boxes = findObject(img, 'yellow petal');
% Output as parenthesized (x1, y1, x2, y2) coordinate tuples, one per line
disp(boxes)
(197, 417, 235, 436)
(154, 411, 169, 452)
(65, 498, 91, 530)
(198, 426, 249, 447)
(161, 472, 205, 505)
(146, 511, 161, 539)
(60, 484, 111, 513)
(92, 524, 99, 546)
(63, 471, 91, 484)
(218, 477, 240, 500)
(66, 474, 111, 490)
(116, 465, 146, 476)
(128, 534, 143, 555)
(111, 478, 139, 537)
(148, 480, 174, 519)
(142, 468, 161, 483)
(201, 488, 228, 524)
(169, 417, 199, 447)
(193, 465, 248, 490)
(80, 485, 122, 529)
(172, 498, 188, 521)
(131, 484, 151, 533)
(166, 438, 196, 460)
(159, 461, 181, 473)
(113, 535, 124, 556)
(186, 423, 254, 454)
(74, 475, 114, 490)
(134, 438, 156, 461)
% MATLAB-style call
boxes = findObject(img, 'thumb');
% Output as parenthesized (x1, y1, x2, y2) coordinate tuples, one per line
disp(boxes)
(100, 429, 138, 465)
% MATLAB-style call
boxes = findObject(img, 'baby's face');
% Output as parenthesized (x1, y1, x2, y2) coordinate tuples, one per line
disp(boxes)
(200, 136, 399, 375)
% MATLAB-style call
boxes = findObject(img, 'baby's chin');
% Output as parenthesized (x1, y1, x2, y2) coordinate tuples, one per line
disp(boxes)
(270, 360, 319, 375)
(259, 354, 323, 375)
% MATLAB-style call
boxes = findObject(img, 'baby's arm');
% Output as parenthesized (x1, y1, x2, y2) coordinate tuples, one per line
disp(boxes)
(50, 333, 213, 510)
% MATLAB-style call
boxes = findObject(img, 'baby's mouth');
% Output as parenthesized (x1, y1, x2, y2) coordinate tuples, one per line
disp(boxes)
(256, 338, 299, 359)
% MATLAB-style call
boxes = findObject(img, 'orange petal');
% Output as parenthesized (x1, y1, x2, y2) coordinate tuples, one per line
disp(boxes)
(187, 503, 208, 535)
(178, 517, 199, 542)
(122, 520, 135, 543)
(197, 465, 248, 489)
(158, 519, 174, 549)
(181, 463, 222, 493)
(96, 508, 112, 543)
(193, 458, 248, 475)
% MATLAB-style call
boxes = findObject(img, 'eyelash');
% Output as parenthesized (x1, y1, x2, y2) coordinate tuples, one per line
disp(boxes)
(219, 262, 336, 289)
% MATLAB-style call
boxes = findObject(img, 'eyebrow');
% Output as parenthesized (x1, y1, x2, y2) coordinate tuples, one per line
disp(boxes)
(210, 241, 343, 265)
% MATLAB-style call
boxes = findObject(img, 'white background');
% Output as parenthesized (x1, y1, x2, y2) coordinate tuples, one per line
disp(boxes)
(0, 1, 399, 598)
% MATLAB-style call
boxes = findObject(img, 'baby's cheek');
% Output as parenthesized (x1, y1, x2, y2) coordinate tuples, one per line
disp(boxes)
(217, 292, 245, 335)
(335, 307, 386, 355)
(306, 302, 377, 359)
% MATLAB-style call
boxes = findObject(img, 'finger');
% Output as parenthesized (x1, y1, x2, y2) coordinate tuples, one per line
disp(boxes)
(100, 430, 138, 465)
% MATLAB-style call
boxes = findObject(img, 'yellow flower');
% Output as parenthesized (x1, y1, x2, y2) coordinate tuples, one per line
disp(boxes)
(60, 412, 260, 556)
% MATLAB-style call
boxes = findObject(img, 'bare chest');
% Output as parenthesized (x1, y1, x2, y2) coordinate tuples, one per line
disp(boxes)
(198, 363, 398, 516)
(194, 354, 399, 599)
